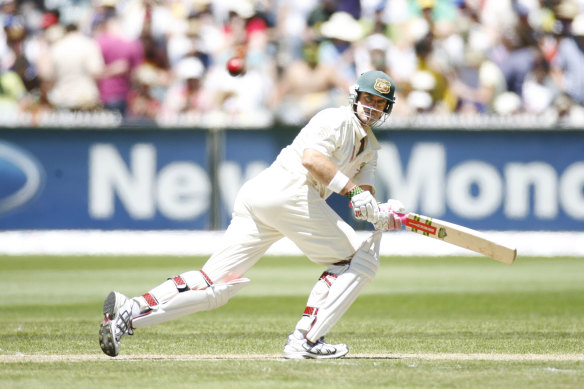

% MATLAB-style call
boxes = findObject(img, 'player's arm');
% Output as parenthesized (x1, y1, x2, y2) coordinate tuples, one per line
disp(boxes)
(302, 149, 378, 222)
(302, 149, 352, 193)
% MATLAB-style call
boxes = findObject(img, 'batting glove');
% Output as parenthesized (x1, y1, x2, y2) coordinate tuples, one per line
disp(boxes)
(374, 199, 406, 231)
(346, 186, 380, 223)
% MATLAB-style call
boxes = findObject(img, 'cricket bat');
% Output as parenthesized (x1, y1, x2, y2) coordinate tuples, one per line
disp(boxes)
(398, 213, 517, 264)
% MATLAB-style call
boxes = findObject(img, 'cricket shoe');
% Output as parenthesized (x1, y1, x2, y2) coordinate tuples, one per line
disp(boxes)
(283, 330, 349, 359)
(99, 291, 135, 357)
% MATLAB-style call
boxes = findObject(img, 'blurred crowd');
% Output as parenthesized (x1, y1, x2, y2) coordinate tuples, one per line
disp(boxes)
(2, 0, 584, 128)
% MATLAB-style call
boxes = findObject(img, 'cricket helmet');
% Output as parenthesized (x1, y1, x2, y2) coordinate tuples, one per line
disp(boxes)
(349, 70, 396, 126)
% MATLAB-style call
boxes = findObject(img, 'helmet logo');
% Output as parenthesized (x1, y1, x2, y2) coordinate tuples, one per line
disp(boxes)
(374, 78, 392, 94)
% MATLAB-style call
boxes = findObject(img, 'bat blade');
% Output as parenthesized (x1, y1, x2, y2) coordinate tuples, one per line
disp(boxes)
(400, 213, 517, 264)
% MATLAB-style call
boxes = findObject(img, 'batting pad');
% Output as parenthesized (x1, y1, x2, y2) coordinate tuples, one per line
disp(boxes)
(131, 278, 250, 328)
(305, 231, 381, 343)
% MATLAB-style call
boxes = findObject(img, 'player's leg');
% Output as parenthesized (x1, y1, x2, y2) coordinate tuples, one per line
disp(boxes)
(99, 291, 136, 357)
(131, 213, 282, 329)
(99, 176, 284, 357)
(99, 215, 282, 357)
(284, 231, 381, 359)
(300, 231, 380, 340)
(275, 190, 381, 359)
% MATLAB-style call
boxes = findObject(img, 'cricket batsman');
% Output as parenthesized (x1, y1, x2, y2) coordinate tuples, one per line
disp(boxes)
(98, 70, 405, 359)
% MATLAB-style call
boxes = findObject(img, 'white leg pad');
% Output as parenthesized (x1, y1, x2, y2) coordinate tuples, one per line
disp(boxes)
(131, 278, 250, 329)
(133, 270, 212, 314)
(294, 267, 344, 334)
(305, 231, 381, 343)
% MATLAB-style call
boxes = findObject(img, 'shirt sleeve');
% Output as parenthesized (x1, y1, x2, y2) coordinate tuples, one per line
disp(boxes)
(299, 109, 343, 157)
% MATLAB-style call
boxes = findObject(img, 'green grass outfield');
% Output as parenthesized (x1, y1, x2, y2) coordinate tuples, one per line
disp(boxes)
(0, 255, 583, 388)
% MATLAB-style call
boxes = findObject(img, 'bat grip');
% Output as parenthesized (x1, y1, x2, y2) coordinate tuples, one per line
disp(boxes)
(396, 212, 408, 222)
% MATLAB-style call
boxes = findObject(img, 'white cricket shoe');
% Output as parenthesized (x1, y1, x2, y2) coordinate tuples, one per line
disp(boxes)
(98, 291, 135, 357)
(283, 331, 349, 359)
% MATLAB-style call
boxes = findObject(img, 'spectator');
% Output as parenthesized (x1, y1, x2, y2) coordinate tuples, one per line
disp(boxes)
(318, 11, 364, 83)
(355, 33, 392, 74)
(220, 2, 274, 79)
(551, 92, 584, 127)
(39, 23, 104, 111)
(135, 33, 172, 109)
(118, 0, 176, 42)
(188, 4, 225, 67)
(274, 0, 319, 66)
(513, 2, 539, 50)
(306, 0, 337, 41)
(222, 1, 269, 47)
(409, 0, 458, 26)
(218, 2, 253, 57)
(406, 70, 437, 113)
(166, 12, 212, 69)
(551, 13, 584, 106)
(449, 48, 507, 114)
(95, 13, 144, 116)
(0, 0, 22, 70)
(120, 0, 174, 110)
(204, 49, 275, 127)
(551, 0, 581, 39)
(161, 56, 209, 118)
(522, 53, 559, 114)
(0, 68, 26, 123)
(0, 0, 583, 126)
(4, 19, 38, 93)
(24, 10, 64, 116)
(125, 64, 162, 124)
(413, 32, 452, 111)
(381, 17, 421, 87)
(201, 2, 277, 127)
(274, 39, 350, 125)
(492, 28, 538, 98)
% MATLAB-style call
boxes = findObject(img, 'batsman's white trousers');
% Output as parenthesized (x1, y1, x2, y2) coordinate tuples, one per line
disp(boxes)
(201, 165, 363, 283)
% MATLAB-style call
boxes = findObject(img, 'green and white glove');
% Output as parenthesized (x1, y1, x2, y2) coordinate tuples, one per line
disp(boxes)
(346, 186, 379, 223)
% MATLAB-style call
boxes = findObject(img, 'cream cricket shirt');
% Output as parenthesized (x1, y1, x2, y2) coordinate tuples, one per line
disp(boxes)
(205, 105, 378, 270)
(274, 106, 381, 199)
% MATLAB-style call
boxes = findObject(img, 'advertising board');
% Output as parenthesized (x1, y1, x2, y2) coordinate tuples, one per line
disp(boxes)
(1, 128, 582, 231)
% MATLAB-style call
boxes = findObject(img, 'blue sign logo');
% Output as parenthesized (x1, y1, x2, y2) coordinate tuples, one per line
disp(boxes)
(0, 141, 45, 214)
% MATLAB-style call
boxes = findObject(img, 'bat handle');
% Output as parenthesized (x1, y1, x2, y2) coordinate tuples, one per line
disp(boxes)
(396, 212, 408, 222)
